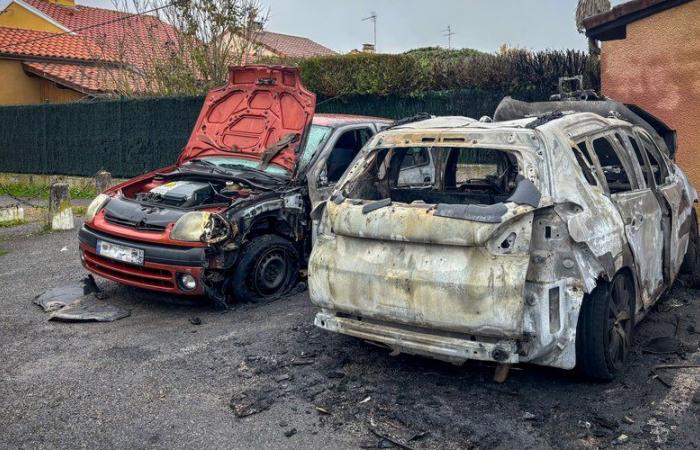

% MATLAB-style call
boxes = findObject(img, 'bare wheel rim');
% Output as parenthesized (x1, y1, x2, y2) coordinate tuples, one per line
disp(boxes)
(606, 275, 632, 371)
(252, 247, 293, 297)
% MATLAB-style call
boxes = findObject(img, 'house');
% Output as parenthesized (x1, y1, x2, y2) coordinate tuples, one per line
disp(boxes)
(584, 0, 700, 189)
(243, 30, 337, 59)
(0, 0, 176, 104)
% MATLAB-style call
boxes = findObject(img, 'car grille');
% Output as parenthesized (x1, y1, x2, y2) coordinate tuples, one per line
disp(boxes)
(83, 250, 175, 290)
(105, 214, 166, 232)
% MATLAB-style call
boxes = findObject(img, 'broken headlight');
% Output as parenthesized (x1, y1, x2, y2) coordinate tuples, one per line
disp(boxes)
(85, 193, 110, 222)
(170, 212, 231, 243)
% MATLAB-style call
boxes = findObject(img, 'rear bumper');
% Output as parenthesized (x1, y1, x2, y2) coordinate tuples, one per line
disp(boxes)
(78, 225, 206, 296)
(314, 311, 520, 365)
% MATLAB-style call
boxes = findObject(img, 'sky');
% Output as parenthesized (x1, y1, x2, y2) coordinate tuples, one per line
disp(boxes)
(74, 0, 628, 54)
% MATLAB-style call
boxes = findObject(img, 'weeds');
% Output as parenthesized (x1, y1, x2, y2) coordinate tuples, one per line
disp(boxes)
(0, 219, 26, 228)
(1, 183, 96, 200)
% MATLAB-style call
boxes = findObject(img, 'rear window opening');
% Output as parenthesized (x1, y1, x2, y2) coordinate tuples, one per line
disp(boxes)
(343, 146, 523, 206)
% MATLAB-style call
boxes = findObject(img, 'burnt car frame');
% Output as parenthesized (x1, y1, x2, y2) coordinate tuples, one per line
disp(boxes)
(78, 65, 390, 306)
(309, 98, 699, 379)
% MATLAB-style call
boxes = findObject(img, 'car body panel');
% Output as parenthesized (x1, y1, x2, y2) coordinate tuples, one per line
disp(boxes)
(309, 107, 698, 370)
(177, 65, 316, 172)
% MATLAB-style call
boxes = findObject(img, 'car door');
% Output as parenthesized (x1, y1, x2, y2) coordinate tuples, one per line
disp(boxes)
(307, 124, 375, 208)
(582, 131, 665, 306)
(636, 129, 690, 281)
(396, 147, 434, 187)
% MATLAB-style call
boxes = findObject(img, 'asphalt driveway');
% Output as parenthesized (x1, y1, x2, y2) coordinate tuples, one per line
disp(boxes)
(1, 225, 699, 450)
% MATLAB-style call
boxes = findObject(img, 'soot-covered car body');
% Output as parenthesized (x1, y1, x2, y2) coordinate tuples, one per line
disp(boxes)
(309, 98, 699, 379)
(78, 65, 390, 306)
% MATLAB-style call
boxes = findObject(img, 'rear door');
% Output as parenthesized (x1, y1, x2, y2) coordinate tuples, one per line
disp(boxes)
(582, 132, 665, 306)
(637, 130, 690, 281)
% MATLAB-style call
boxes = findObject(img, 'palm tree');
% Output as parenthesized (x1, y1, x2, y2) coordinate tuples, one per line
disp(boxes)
(576, 0, 612, 33)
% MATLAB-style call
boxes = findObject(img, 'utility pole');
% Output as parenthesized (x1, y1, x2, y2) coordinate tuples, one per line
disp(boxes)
(362, 11, 377, 50)
(443, 25, 455, 49)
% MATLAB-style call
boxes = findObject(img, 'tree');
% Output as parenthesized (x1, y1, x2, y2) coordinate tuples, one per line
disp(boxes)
(575, 0, 611, 55)
(98, 0, 268, 96)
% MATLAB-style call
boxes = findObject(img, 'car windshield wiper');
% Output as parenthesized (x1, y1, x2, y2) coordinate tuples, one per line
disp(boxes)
(220, 163, 288, 181)
(186, 159, 232, 175)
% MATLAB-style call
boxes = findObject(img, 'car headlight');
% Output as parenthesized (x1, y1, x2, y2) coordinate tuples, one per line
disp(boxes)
(170, 212, 231, 243)
(85, 193, 110, 222)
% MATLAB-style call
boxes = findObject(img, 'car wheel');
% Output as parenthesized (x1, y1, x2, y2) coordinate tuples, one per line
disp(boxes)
(231, 235, 299, 302)
(681, 209, 700, 287)
(576, 273, 634, 381)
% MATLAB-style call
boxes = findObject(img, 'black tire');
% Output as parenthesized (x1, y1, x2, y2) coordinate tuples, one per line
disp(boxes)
(230, 235, 300, 303)
(681, 209, 700, 287)
(576, 273, 634, 381)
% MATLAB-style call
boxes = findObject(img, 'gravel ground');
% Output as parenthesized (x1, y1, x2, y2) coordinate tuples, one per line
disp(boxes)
(0, 225, 699, 450)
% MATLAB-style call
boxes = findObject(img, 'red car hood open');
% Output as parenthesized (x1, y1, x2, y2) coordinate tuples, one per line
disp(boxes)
(177, 65, 316, 171)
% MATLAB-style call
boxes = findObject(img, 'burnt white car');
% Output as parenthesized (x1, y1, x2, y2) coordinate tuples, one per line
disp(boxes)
(308, 98, 699, 380)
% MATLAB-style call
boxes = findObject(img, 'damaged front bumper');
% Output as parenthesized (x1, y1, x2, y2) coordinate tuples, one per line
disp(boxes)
(78, 225, 207, 296)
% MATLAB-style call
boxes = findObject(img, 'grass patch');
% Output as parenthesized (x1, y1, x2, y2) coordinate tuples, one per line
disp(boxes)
(73, 206, 87, 217)
(1, 183, 96, 200)
(0, 219, 26, 227)
(0, 248, 7, 256)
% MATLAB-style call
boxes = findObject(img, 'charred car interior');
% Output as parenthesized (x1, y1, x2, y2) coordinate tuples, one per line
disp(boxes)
(309, 98, 699, 380)
(79, 65, 390, 307)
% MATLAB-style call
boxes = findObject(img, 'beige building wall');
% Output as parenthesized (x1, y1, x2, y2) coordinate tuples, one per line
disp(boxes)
(0, 59, 41, 104)
(599, 0, 700, 188)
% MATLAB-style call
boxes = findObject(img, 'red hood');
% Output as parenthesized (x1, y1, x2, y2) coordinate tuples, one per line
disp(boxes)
(177, 65, 316, 171)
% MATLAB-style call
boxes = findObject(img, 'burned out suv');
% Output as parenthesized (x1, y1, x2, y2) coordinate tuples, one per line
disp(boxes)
(78, 65, 390, 306)
(309, 97, 699, 379)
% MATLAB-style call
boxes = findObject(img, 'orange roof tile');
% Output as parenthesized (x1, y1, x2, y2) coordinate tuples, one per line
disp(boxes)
(0, 26, 115, 61)
(23, 60, 145, 94)
(254, 31, 336, 58)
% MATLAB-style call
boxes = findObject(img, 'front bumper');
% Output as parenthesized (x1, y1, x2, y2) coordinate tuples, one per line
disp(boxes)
(314, 311, 520, 365)
(78, 225, 207, 296)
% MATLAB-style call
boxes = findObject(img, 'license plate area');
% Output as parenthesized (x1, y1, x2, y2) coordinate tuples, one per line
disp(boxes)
(96, 240, 144, 266)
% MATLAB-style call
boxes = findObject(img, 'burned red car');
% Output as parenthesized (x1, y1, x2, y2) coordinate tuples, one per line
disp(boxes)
(78, 65, 390, 306)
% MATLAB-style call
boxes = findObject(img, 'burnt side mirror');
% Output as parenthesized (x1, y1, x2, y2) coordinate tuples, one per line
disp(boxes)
(317, 167, 329, 188)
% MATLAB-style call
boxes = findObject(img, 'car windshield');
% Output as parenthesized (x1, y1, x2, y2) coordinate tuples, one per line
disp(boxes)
(296, 125, 333, 173)
(196, 157, 289, 176)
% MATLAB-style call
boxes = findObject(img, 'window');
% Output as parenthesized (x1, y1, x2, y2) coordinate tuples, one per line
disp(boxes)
(638, 133, 669, 186)
(570, 145, 598, 186)
(297, 125, 333, 173)
(627, 134, 652, 188)
(591, 136, 634, 193)
(615, 132, 646, 189)
(325, 128, 373, 183)
(399, 148, 430, 169)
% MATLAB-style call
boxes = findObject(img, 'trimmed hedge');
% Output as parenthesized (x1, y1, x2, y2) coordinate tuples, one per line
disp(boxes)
(295, 49, 599, 97)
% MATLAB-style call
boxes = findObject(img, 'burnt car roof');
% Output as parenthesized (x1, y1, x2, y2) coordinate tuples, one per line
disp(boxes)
(312, 113, 392, 127)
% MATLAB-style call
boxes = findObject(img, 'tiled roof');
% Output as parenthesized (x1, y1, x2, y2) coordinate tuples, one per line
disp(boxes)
(21, 0, 178, 66)
(584, 0, 693, 39)
(23, 60, 145, 94)
(0, 25, 114, 61)
(254, 31, 336, 58)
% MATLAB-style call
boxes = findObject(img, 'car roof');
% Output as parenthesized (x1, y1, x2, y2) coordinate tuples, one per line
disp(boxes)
(312, 113, 392, 127)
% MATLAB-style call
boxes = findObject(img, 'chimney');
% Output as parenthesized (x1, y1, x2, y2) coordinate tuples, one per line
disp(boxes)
(362, 43, 376, 53)
(48, 0, 76, 7)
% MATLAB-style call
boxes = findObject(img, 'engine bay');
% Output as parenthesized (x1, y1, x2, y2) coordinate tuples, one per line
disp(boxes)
(133, 178, 256, 209)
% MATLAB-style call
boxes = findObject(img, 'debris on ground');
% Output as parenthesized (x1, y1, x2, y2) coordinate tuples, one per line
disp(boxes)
(642, 336, 682, 354)
(33, 275, 129, 322)
(49, 295, 130, 322)
(612, 434, 629, 445)
(283, 428, 297, 438)
(650, 363, 700, 387)
(523, 412, 537, 421)
(189, 317, 202, 325)
(33, 275, 100, 312)
(230, 386, 275, 418)
(367, 417, 429, 450)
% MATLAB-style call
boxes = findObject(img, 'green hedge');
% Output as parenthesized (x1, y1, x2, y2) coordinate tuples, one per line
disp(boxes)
(0, 87, 551, 178)
(0, 96, 204, 178)
(294, 49, 599, 97)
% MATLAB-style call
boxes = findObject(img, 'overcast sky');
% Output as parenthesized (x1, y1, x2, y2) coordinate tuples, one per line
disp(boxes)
(76, 0, 627, 54)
